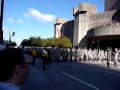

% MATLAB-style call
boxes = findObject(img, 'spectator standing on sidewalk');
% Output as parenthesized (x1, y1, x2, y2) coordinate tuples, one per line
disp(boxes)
(0, 48, 30, 90)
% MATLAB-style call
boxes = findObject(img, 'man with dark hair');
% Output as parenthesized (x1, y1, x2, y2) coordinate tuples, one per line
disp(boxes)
(0, 48, 30, 90)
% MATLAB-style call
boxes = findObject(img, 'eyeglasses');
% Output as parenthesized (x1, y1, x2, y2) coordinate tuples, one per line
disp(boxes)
(24, 62, 31, 65)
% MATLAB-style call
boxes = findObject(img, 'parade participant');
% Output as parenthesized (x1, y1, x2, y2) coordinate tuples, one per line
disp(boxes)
(69, 48, 73, 62)
(46, 47, 51, 64)
(42, 48, 48, 70)
(74, 47, 79, 62)
(88, 48, 92, 61)
(0, 48, 30, 90)
(107, 47, 111, 67)
(83, 48, 88, 61)
(63, 48, 67, 62)
(32, 48, 37, 65)
(114, 48, 118, 67)
(56, 48, 61, 63)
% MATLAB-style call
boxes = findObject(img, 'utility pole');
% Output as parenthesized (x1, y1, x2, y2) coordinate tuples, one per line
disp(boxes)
(9, 30, 11, 43)
(0, 0, 4, 44)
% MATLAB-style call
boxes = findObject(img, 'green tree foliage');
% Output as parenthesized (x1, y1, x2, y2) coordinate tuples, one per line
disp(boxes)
(10, 42, 17, 46)
(55, 36, 72, 48)
(29, 36, 42, 46)
(20, 36, 42, 47)
(20, 36, 72, 48)
(20, 39, 30, 48)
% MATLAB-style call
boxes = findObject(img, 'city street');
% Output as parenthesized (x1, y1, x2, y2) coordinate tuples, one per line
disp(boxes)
(1, 0, 120, 90)
(21, 55, 120, 90)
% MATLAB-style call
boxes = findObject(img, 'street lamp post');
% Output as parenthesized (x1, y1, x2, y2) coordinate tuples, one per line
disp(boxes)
(9, 30, 11, 43)
(9, 30, 15, 44)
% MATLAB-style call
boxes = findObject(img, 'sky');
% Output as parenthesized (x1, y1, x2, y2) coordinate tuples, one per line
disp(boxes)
(3, 0, 104, 45)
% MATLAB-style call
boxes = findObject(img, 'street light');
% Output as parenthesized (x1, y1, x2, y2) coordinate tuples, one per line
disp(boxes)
(9, 30, 15, 44)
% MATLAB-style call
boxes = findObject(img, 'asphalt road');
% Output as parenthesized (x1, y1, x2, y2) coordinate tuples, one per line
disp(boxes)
(21, 56, 120, 90)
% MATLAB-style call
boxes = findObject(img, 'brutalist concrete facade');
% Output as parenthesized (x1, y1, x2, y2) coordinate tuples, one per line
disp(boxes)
(73, 2, 120, 49)
(73, 3, 97, 47)
(54, 18, 68, 38)
(105, 0, 120, 11)
(54, 18, 74, 44)
(54, 0, 120, 49)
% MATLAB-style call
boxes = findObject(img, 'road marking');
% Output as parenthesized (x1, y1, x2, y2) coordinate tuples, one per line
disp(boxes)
(62, 72, 99, 90)
(95, 69, 120, 76)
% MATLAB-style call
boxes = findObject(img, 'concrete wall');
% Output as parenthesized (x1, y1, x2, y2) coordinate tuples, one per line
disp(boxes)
(73, 15, 79, 46)
(89, 10, 116, 29)
(61, 20, 74, 43)
(77, 12, 88, 47)
(105, 0, 120, 11)
(54, 18, 67, 38)
(87, 25, 120, 37)
(79, 3, 97, 14)
(54, 23, 63, 38)
(73, 3, 97, 47)
(54, 18, 74, 44)
(73, 7, 79, 16)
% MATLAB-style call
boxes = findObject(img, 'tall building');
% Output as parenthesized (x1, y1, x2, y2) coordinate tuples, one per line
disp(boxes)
(54, 0, 120, 49)
(54, 18, 74, 44)
(54, 18, 68, 38)
(73, 3, 97, 48)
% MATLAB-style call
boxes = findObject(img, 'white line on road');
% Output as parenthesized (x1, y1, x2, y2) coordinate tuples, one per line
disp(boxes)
(95, 69, 120, 76)
(62, 72, 99, 90)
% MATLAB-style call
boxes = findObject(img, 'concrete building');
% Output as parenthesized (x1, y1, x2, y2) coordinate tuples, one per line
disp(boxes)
(54, 0, 120, 49)
(105, 0, 120, 11)
(54, 18, 68, 38)
(54, 18, 74, 44)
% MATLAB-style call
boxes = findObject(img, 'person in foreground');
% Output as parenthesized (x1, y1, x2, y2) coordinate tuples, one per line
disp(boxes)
(0, 48, 30, 90)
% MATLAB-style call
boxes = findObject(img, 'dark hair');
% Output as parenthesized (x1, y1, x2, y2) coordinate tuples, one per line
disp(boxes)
(0, 48, 25, 81)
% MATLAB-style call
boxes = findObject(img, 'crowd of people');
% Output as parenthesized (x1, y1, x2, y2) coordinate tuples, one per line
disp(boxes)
(0, 45, 120, 90)
(25, 46, 120, 69)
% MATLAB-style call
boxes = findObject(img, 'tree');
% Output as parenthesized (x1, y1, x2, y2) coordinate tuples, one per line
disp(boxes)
(55, 36, 72, 48)
(20, 36, 42, 47)
(29, 36, 42, 46)
(20, 36, 72, 48)
(20, 39, 30, 48)
(10, 42, 17, 46)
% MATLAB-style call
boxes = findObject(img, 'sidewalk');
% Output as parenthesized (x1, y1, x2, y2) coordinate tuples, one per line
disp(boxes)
(21, 56, 51, 90)
(21, 66, 49, 90)
(80, 60, 120, 71)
